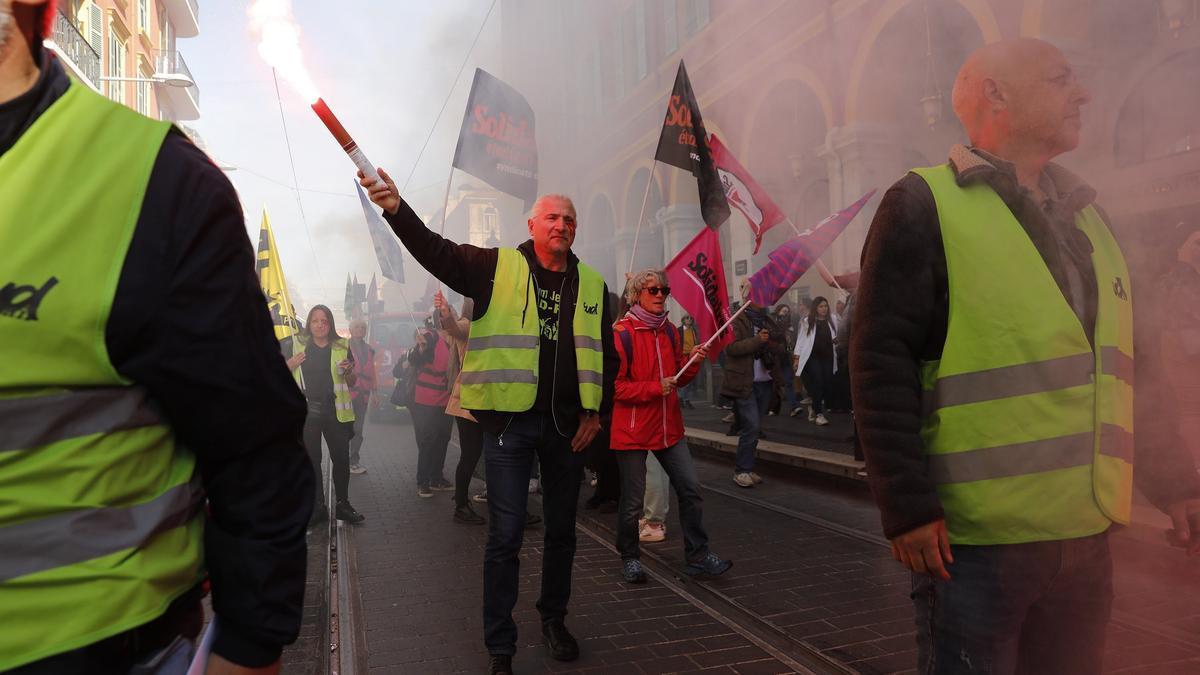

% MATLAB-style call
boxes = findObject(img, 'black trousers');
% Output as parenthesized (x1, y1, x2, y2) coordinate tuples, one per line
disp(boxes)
(410, 402, 452, 487)
(454, 415, 484, 507)
(801, 357, 835, 415)
(304, 409, 353, 508)
(587, 426, 619, 503)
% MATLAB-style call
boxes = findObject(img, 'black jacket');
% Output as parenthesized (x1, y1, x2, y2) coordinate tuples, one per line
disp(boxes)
(382, 199, 618, 436)
(851, 145, 1200, 540)
(2, 52, 312, 667)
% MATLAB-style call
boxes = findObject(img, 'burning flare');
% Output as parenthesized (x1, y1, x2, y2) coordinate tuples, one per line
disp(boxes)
(248, 0, 320, 103)
(248, 0, 383, 185)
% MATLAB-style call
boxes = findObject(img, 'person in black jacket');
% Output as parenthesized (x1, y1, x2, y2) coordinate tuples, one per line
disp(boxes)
(851, 38, 1200, 673)
(1, 3, 312, 673)
(361, 171, 618, 675)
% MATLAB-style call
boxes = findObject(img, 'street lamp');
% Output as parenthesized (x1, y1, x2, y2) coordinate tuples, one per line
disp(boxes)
(920, 0, 943, 128)
(97, 72, 196, 88)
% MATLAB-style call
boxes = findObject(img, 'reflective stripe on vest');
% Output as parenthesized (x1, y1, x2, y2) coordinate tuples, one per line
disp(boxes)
(913, 164, 1135, 546)
(0, 386, 163, 453)
(0, 82, 205, 671)
(460, 248, 606, 412)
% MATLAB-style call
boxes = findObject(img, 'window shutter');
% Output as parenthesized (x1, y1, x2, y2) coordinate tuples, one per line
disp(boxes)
(88, 4, 103, 54)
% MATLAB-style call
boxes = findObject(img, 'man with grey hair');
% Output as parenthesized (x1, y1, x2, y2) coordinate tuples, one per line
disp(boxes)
(347, 318, 375, 473)
(363, 175, 618, 674)
(852, 38, 1200, 672)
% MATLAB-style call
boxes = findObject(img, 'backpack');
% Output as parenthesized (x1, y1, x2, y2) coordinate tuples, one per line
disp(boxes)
(390, 359, 417, 408)
(616, 319, 679, 378)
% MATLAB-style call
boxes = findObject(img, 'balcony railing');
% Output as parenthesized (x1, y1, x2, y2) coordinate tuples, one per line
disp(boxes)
(51, 9, 100, 87)
(154, 49, 200, 107)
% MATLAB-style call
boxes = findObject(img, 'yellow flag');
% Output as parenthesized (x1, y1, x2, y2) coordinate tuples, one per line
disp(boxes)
(256, 208, 300, 352)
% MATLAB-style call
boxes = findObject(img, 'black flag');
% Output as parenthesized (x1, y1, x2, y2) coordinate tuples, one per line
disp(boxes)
(654, 61, 730, 229)
(452, 68, 538, 209)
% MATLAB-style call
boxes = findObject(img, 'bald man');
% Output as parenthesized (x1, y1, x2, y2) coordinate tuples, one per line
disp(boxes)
(851, 38, 1200, 673)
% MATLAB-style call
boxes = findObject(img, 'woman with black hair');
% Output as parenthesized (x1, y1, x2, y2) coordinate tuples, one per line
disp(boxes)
(287, 304, 366, 523)
(792, 296, 839, 426)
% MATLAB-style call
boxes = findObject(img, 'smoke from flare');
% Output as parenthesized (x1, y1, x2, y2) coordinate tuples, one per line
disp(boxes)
(248, 0, 320, 103)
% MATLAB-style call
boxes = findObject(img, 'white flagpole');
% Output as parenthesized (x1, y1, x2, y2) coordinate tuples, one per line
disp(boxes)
(673, 299, 752, 380)
(433, 167, 457, 297)
(625, 162, 658, 278)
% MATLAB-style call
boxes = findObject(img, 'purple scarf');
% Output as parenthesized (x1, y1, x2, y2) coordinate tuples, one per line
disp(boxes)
(627, 304, 669, 330)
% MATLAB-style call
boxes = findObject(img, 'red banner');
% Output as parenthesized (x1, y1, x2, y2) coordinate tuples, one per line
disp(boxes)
(665, 227, 732, 360)
(709, 134, 786, 254)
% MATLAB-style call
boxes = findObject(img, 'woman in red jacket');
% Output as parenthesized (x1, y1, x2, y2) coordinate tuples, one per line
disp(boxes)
(612, 269, 733, 584)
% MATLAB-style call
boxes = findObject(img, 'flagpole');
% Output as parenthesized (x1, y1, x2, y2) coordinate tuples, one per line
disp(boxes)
(673, 300, 752, 380)
(783, 216, 844, 295)
(626, 162, 658, 278)
(433, 168, 456, 296)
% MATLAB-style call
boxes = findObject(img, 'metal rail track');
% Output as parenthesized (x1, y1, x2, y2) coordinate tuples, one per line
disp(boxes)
(572, 512, 855, 675)
(693, 471, 1200, 656)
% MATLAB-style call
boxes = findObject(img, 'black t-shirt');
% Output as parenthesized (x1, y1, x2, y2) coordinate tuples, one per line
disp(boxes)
(533, 266, 571, 411)
(300, 341, 353, 411)
(301, 342, 334, 407)
(811, 320, 834, 361)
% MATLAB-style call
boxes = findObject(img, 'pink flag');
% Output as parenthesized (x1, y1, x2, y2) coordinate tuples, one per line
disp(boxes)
(746, 189, 877, 308)
(710, 134, 786, 254)
(664, 227, 732, 361)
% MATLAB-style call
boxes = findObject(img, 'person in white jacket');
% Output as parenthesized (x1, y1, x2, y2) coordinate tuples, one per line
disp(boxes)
(793, 296, 839, 426)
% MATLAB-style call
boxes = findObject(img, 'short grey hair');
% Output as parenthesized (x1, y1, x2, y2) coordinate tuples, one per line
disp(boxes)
(529, 194, 576, 220)
(349, 319, 367, 333)
(624, 268, 667, 306)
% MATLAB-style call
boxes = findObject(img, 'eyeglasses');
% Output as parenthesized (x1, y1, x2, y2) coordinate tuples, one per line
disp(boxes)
(643, 286, 671, 297)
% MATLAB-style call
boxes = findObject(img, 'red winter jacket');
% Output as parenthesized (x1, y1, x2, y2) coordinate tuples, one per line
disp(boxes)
(611, 315, 701, 450)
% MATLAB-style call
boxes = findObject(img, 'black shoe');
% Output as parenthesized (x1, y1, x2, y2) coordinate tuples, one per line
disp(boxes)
(335, 501, 365, 523)
(431, 478, 454, 491)
(542, 620, 579, 662)
(525, 512, 542, 528)
(725, 425, 739, 436)
(453, 503, 485, 525)
(583, 495, 602, 510)
(488, 654, 513, 675)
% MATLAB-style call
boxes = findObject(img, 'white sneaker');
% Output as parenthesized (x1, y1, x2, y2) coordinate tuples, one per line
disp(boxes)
(471, 490, 487, 503)
(349, 464, 367, 475)
(807, 406, 816, 422)
(639, 521, 666, 542)
(528, 478, 540, 494)
(799, 397, 812, 405)
(733, 472, 755, 488)
(589, 470, 598, 487)
(767, 410, 777, 416)
(789, 406, 804, 417)
(721, 412, 735, 423)
(749, 472, 763, 484)
(815, 414, 830, 426)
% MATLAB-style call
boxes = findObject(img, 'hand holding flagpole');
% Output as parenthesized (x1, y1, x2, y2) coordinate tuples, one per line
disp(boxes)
(673, 300, 751, 379)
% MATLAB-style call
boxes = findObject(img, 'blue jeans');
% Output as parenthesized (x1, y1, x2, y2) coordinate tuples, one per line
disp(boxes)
(614, 441, 709, 563)
(733, 381, 772, 473)
(482, 411, 584, 656)
(912, 531, 1113, 674)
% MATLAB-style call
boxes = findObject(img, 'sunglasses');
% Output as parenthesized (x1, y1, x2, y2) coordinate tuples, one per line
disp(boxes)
(643, 286, 671, 297)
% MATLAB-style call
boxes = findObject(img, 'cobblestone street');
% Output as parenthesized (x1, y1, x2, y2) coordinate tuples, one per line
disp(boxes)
(281, 407, 1200, 674)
